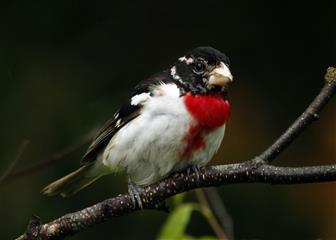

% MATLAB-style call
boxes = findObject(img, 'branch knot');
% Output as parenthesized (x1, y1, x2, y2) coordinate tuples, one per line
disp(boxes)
(324, 67, 336, 83)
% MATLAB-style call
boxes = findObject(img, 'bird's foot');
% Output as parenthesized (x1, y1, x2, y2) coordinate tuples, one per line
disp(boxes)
(187, 165, 202, 183)
(128, 178, 144, 209)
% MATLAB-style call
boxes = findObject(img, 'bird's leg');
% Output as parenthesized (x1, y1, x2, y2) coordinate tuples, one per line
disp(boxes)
(192, 165, 201, 183)
(128, 177, 144, 209)
(186, 165, 201, 183)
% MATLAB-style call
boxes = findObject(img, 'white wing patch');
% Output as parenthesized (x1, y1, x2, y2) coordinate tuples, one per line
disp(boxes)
(113, 112, 119, 119)
(115, 119, 122, 128)
(130, 92, 151, 106)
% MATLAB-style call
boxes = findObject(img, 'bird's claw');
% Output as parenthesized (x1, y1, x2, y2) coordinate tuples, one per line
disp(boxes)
(192, 165, 201, 183)
(128, 178, 144, 209)
(187, 165, 201, 183)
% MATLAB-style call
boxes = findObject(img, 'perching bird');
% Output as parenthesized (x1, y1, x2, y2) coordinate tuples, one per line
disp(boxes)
(42, 46, 233, 207)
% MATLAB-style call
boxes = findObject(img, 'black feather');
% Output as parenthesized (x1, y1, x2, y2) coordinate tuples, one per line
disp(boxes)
(81, 71, 176, 164)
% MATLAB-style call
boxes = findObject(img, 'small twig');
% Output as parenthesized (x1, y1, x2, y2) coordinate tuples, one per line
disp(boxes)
(2, 135, 91, 184)
(15, 67, 336, 240)
(195, 189, 228, 239)
(203, 188, 234, 240)
(0, 140, 30, 184)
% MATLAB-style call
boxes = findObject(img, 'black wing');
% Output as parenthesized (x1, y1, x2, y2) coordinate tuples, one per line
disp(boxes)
(80, 103, 141, 164)
(80, 70, 174, 164)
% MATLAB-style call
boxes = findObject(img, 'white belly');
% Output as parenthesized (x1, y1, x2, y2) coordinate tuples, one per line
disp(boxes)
(101, 84, 226, 186)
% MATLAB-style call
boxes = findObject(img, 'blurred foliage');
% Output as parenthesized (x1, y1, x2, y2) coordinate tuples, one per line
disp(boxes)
(159, 194, 218, 240)
(0, 0, 335, 239)
(159, 203, 197, 239)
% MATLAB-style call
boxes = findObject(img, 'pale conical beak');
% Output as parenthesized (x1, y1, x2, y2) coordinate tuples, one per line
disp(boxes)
(208, 62, 233, 87)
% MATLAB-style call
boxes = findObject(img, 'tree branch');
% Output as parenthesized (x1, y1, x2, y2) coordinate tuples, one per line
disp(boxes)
(16, 67, 336, 240)
(0, 140, 29, 184)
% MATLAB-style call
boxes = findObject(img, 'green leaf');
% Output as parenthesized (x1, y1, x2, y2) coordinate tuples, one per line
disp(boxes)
(196, 236, 218, 240)
(180, 234, 194, 240)
(171, 192, 187, 207)
(158, 203, 197, 240)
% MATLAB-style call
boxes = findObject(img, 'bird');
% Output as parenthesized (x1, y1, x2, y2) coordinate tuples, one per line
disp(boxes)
(42, 46, 233, 207)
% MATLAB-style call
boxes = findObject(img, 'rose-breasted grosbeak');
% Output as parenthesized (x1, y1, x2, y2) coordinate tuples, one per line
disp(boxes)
(43, 46, 233, 207)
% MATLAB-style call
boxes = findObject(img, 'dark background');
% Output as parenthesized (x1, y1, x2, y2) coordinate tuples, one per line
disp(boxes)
(0, 1, 335, 239)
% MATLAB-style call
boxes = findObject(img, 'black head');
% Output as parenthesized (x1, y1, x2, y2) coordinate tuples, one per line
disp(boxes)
(170, 46, 233, 95)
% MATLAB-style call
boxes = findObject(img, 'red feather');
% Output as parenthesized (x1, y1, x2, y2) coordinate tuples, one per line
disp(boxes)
(180, 93, 231, 160)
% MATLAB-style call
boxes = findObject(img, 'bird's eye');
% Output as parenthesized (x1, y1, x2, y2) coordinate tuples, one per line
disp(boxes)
(193, 60, 206, 74)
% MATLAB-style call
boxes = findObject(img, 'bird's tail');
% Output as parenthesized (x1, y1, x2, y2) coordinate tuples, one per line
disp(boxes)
(42, 164, 100, 197)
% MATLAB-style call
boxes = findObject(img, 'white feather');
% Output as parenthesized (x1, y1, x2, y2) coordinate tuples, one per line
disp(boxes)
(178, 56, 194, 64)
(98, 83, 226, 186)
(131, 93, 151, 106)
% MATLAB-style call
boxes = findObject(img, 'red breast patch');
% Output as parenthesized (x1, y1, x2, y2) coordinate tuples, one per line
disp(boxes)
(180, 93, 231, 160)
(184, 93, 231, 130)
